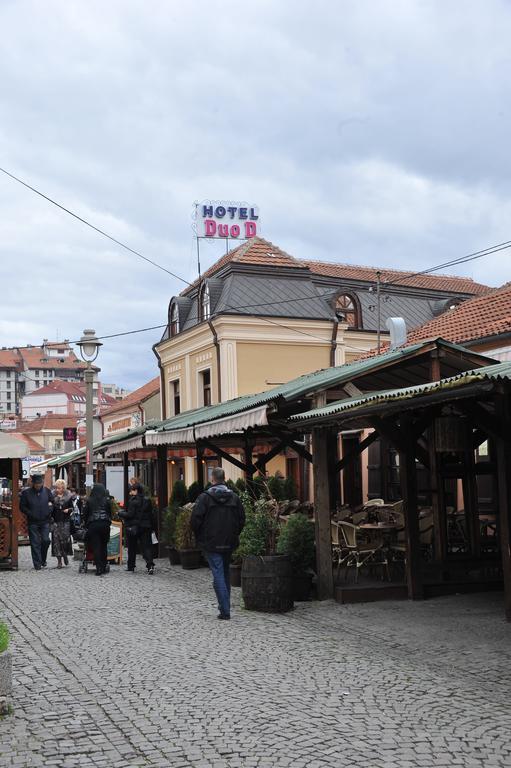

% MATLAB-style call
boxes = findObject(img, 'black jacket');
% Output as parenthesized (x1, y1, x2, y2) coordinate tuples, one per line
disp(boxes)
(191, 485, 245, 553)
(121, 494, 154, 530)
(20, 486, 54, 524)
(83, 499, 112, 527)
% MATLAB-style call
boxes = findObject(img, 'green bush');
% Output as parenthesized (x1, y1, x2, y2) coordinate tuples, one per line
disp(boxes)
(226, 479, 239, 494)
(283, 476, 298, 501)
(175, 505, 196, 550)
(235, 478, 246, 493)
(0, 622, 8, 654)
(161, 506, 178, 548)
(187, 481, 202, 503)
(170, 480, 188, 506)
(237, 497, 280, 557)
(276, 513, 315, 574)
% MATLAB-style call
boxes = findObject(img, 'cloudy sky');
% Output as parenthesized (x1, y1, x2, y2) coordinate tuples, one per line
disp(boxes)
(1, 0, 511, 389)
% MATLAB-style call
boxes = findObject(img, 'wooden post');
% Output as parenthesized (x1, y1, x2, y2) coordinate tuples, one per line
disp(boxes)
(462, 432, 480, 558)
(398, 420, 423, 599)
(495, 394, 511, 621)
(196, 442, 205, 490)
(244, 436, 254, 492)
(428, 424, 447, 565)
(156, 444, 168, 555)
(123, 452, 129, 512)
(11, 458, 20, 569)
(312, 427, 334, 600)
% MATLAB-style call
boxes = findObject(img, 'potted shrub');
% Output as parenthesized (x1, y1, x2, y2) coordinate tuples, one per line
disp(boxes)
(187, 481, 202, 503)
(175, 504, 201, 569)
(229, 491, 253, 587)
(170, 480, 188, 506)
(239, 496, 294, 613)
(161, 505, 180, 565)
(277, 513, 316, 601)
(0, 622, 11, 716)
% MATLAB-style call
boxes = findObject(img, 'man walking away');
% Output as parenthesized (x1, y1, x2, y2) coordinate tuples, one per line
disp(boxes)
(20, 474, 54, 570)
(192, 468, 245, 620)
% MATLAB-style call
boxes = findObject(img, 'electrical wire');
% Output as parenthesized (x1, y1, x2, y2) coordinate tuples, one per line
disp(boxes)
(0, 166, 192, 286)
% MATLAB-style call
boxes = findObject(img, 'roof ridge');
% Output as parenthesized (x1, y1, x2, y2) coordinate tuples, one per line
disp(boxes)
(302, 258, 483, 282)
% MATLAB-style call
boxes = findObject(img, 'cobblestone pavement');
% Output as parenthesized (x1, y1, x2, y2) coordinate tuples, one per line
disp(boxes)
(1, 548, 511, 768)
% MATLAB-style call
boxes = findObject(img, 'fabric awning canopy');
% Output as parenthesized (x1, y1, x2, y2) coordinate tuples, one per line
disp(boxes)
(0, 432, 29, 459)
(194, 405, 268, 440)
(104, 435, 145, 457)
(145, 427, 195, 446)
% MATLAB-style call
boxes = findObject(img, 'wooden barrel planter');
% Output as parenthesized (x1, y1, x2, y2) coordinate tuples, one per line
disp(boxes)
(241, 555, 294, 613)
(179, 549, 202, 570)
(292, 572, 314, 602)
(168, 548, 181, 566)
(229, 563, 242, 587)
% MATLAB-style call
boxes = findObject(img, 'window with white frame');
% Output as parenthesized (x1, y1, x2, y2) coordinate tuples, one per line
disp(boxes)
(169, 379, 181, 416)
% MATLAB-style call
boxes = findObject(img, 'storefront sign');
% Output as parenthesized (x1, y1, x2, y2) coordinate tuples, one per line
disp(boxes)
(196, 201, 259, 239)
(0, 419, 17, 431)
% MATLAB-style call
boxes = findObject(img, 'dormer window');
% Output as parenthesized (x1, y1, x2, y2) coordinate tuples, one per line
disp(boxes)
(170, 302, 179, 336)
(335, 294, 360, 329)
(200, 283, 211, 321)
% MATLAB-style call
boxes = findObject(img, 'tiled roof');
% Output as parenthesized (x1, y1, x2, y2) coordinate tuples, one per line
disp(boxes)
(18, 414, 80, 433)
(182, 237, 489, 297)
(11, 432, 44, 453)
(184, 237, 307, 293)
(304, 261, 489, 295)
(19, 347, 87, 370)
(0, 349, 21, 369)
(22, 379, 117, 406)
(101, 376, 160, 418)
(405, 282, 511, 345)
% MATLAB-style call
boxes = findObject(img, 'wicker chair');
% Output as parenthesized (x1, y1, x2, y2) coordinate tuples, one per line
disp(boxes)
(338, 521, 389, 583)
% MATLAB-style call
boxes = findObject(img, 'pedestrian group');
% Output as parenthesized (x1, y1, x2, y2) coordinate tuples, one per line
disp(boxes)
(21, 466, 246, 620)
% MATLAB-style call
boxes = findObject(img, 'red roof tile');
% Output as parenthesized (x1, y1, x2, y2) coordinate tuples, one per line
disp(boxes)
(11, 432, 45, 453)
(303, 261, 489, 295)
(19, 347, 87, 370)
(184, 237, 307, 293)
(18, 414, 81, 433)
(100, 377, 160, 418)
(0, 349, 21, 369)
(183, 237, 489, 297)
(405, 282, 511, 345)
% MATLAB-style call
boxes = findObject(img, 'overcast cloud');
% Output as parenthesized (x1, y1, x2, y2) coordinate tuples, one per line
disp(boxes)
(1, 0, 511, 389)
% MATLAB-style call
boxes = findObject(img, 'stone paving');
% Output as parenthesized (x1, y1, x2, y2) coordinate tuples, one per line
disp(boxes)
(1, 548, 511, 768)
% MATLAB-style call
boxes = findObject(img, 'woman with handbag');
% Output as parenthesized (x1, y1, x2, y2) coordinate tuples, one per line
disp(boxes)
(120, 483, 155, 574)
(51, 479, 74, 568)
(82, 484, 112, 576)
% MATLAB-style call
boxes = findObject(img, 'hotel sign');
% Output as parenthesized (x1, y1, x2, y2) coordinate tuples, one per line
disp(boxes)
(196, 201, 259, 239)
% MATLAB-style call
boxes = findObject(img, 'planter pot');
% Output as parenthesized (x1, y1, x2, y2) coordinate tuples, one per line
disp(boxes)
(292, 572, 314, 601)
(179, 549, 202, 570)
(229, 563, 242, 587)
(0, 650, 12, 713)
(168, 548, 181, 566)
(241, 555, 294, 613)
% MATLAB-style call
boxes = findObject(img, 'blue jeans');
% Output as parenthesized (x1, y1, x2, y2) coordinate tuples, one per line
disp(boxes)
(28, 522, 50, 568)
(205, 552, 232, 617)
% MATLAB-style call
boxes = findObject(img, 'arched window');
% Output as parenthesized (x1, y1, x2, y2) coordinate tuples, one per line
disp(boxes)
(335, 294, 360, 329)
(200, 283, 210, 321)
(170, 302, 179, 336)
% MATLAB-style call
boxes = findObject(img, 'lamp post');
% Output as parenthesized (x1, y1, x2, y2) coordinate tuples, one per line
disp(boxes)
(76, 329, 102, 496)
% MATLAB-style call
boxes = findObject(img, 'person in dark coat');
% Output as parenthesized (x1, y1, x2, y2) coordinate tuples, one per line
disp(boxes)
(120, 483, 155, 574)
(82, 483, 111, 576)
(51, 479, 74, 568)
(191, 467, 245, 620)
(20, 474, 54, 570)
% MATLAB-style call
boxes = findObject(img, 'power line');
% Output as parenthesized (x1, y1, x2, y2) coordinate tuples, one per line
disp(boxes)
(0, 166, 192, 286)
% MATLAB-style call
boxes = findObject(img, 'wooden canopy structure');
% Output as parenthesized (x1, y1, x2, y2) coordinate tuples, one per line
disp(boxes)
(291, 360, 511, 620)
(0, 432, 25, 570)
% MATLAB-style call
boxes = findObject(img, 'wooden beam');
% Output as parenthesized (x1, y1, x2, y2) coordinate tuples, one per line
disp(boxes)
(428, 423, 447, 565)
(156, 444, 168, 532)
(371, 416, 430, 469)
(311, 427, 334, 600)
(253, 441, 286, 472)
(495, 394, 511, 621)
(123, 452, 129, 511)
(462, 436, 480, 558)
(335, 430, 378, 473)
(460, 401, 504, 443)
(268, 427, 313, 463)
(398, 419, 423, 600)
(200, 439, 254, 474)
(196, 441, 205, 489)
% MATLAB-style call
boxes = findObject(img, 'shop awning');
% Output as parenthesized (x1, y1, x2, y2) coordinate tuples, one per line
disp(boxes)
(104, 435, 145, 457)
(194, 405, 268, 440)
(145, 427, 195, 446)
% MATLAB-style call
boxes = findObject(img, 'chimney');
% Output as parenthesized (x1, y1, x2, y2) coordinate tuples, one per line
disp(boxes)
(385, 317, 407, 349)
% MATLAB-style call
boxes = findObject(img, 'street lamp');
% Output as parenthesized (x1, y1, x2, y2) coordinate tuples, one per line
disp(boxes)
(76, 329, 102, 495)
